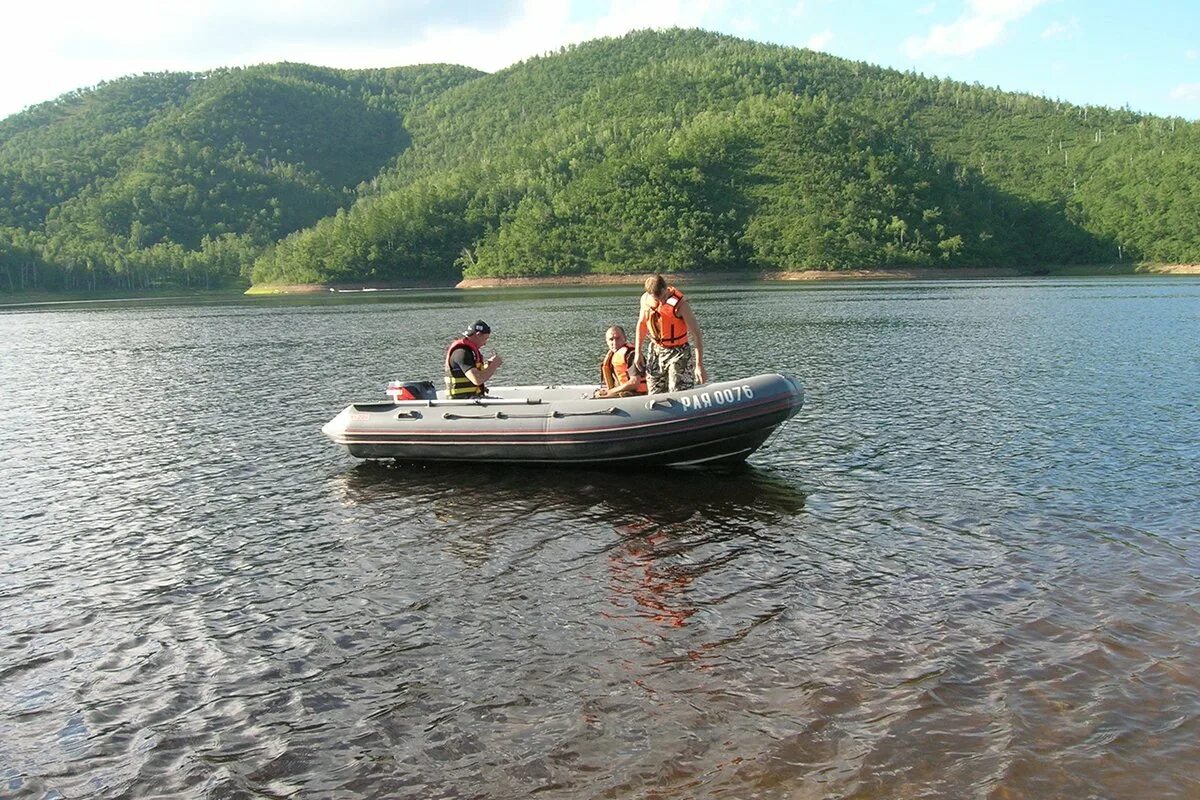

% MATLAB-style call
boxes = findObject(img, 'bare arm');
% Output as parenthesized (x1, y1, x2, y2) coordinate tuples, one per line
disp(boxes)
(598, 371, 641, 398)
(678, 299, 707, 384)
(634, 294, 652, 368)
(457, 350, 503, 386)
(612, 373, 640, 394)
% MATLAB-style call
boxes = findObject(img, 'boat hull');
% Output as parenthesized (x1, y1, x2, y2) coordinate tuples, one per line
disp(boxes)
(322, 373, 804, 468)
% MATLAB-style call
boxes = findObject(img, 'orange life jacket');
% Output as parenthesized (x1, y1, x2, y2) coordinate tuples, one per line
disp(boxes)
(444, 337, 485, 398)
(648, 287, 689, 347)
(601, 344, 647, 395)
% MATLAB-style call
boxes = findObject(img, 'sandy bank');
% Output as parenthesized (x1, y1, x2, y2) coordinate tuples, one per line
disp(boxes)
(242, 264, 1200, 294)
(243, 282, 450, 295)
(453, 268, 1026, 288)
(1146, 264, 1200, 274)
(455, 264, 1200, 288)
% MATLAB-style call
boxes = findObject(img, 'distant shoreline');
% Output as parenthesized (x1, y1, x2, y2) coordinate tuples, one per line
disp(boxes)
(8, 265, 1196, 304)
(455, 264, 1200, 288)
(456, 267, 1023, 288)
(240, 264, 1200, 294)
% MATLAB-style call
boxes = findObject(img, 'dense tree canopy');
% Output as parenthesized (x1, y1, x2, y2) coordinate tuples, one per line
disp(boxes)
(1, 29, 1196, 294)
(0, 63, 479, 291)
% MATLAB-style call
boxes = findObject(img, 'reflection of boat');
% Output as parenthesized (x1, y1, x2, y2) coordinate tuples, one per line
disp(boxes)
(334, 459, 808, 582)
(322, 374, 804, 468)
(337, 460, 808, 523)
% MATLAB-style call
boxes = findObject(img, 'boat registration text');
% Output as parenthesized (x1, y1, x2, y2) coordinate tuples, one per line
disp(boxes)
(678, 384, 755, 411)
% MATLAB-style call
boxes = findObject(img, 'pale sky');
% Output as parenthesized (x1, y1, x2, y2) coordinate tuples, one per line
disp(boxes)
(2, 0, 1197, 121)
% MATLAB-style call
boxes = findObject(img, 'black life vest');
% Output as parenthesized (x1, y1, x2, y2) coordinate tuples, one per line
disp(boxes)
(444, 337, 485, 398)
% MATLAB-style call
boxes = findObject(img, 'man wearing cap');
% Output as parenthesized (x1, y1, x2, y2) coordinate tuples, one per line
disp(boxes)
(444, 320, 503, 398)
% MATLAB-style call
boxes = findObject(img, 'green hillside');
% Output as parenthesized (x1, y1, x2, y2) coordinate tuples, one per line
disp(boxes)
(0, 62, 480, 291)
(254, 29, 1198, 287)
(2, 29, 1197, 294)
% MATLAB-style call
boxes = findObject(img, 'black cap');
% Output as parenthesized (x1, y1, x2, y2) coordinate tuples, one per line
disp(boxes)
(464, 320, 491, 336)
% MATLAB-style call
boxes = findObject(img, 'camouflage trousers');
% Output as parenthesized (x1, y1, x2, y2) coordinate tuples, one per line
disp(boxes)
(647, 342, 694, 394)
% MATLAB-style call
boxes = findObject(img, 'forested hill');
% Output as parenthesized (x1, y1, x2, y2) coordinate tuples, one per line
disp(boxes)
(3, 29, 1197, 294)
(0, 62, 480, 292)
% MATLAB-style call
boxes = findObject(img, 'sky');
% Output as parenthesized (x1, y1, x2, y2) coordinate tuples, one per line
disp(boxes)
(2, 0, 1198, 122)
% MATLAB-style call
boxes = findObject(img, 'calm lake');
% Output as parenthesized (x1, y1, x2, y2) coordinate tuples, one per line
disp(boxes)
(2, 278, 1198, 799)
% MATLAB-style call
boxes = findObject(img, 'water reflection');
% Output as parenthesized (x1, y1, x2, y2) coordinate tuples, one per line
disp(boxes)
(334, 462, 808, 635)
(5, 281, 1200, 799)
(336, 461, 807, 527)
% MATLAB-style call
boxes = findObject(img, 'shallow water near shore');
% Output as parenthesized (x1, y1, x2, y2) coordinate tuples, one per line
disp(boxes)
(2, 278, 1198, 798)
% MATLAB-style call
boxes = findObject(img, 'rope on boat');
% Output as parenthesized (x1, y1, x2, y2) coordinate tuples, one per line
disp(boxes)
(554, 407, 620, 417)
(442, 407, 620, 420)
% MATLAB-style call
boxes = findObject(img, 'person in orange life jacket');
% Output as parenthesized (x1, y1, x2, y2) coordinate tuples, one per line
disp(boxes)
(444, 320, 503, 398)
(634, 274, 706, 393)
(595, 325, 647, 398)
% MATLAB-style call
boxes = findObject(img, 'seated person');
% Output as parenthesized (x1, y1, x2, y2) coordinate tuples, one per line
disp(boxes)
(595, 325, 647, 398)
(445, 320, 503, 398)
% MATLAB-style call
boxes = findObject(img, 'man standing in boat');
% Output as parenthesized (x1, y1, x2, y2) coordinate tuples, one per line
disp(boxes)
(635, 274, 706, 393)
(445, 320, 503, 398)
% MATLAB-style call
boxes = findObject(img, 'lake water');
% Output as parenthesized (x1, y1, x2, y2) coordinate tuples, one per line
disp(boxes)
(1, 278, 1198, 799)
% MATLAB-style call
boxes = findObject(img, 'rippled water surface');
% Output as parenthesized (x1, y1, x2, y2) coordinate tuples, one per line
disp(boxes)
(2, 279, 1198, 799)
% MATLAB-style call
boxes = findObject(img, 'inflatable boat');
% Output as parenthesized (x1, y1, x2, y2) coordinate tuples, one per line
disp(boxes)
(322, 373, 804, 468)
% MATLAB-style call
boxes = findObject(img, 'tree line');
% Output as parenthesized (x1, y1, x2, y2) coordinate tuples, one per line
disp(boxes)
(2, 29, 1196, 294)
